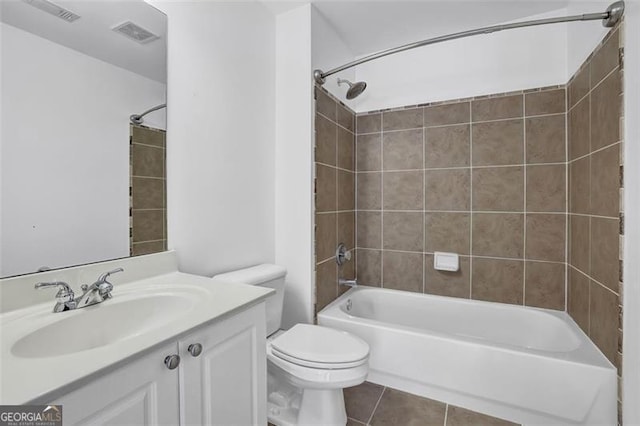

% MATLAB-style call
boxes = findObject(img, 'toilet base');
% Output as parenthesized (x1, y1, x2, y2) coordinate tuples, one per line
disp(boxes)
(298, 388, 347, 425)
(267, 388, 346, 426)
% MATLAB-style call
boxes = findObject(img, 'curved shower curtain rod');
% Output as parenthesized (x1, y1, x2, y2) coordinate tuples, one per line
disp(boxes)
(130, 103, 167, 125)
(313, 1, 625, 85)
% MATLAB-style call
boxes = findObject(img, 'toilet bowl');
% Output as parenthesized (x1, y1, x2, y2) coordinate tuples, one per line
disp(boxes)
(212, 265, 369, 426)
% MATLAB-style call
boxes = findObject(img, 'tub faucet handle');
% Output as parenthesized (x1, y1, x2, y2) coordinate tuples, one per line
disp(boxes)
(336, 243, 352, 266)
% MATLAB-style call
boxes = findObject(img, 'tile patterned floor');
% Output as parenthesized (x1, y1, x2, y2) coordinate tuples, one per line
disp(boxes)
(268, 381, 519, 426)
(344, 382, 519, 426)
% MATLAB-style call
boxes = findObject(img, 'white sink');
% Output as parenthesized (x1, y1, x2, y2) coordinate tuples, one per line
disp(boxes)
(0, 255, 275, 406)
(10, 287, 203, 359)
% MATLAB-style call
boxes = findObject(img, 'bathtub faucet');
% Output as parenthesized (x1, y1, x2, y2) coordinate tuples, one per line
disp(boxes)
(339, 278, 358, 288)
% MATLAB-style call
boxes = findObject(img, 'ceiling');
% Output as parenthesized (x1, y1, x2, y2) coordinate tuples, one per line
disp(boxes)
(259, 0, 619, 60)
(1, 0, 166, 83)
(312, 0, 575, 56)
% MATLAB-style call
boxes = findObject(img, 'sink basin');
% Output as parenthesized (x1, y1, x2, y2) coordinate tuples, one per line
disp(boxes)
(11, 292, 198, 358)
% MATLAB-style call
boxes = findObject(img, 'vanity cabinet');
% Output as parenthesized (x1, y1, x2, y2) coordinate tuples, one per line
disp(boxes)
(179, 304, 267, 425)
(49, 303, 266, 426)
(49, 341, 180, 425)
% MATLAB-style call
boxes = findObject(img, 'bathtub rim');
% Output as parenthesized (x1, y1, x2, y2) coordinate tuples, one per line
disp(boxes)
(318, 285, 615, 370)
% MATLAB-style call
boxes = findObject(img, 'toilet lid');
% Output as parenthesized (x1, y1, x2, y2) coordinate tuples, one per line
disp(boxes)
(270, 324, 369, 367)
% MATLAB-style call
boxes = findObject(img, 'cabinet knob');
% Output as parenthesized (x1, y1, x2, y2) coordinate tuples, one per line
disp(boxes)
(164, 354, 180, 370)
(188, 343, 203, 357)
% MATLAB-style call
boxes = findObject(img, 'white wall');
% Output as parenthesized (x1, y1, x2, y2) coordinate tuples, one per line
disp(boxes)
(0, 22, 166, 277)
(349, 9, 568, 112)
(623, 1, 640, 423)
(311, 6, 356, 109)
(150, 1, 276, 278)
(275, 4, 315, 327)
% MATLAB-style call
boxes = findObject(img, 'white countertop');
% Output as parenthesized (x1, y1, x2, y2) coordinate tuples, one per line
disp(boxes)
(0, 270, 273, 404)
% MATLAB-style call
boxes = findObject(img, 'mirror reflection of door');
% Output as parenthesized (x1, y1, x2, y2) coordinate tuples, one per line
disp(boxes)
(0, 0, 167, 278)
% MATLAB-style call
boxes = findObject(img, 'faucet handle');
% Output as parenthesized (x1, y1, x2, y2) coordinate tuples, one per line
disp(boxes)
(35, 281, 75, 304)
(97, 281, 114, 297)
(96, 268, 124, 284)
(35, 281, 72, 292)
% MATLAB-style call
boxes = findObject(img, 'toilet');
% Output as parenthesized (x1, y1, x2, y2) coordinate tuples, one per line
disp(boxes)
(213, 264, 369, 426)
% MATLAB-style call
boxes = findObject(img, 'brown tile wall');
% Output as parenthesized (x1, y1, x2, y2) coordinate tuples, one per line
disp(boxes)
(345, 382, 519, 426)
(314, 87, 357, 315)
(130, 125, 167, 256)
(567, 26, 624, 420)
(314, 25, 624, 424)
(355, 87, 567, 310)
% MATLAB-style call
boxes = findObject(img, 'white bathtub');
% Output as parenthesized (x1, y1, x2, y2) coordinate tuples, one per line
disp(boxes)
(317, 286, 616, 425)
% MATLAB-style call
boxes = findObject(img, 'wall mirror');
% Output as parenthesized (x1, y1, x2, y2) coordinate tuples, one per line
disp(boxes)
(0, 0, 167, 278)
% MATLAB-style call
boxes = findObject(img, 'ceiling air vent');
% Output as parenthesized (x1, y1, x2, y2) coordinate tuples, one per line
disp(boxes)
(22, 0, 81, 22)
(112, 21, 159, 44)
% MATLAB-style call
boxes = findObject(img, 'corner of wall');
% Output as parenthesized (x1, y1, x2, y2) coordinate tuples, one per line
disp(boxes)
(310, 5, 357, 108)
(565, 1, 612, 78)
(622, 2, 640, 423)
(159, 1, 277, 278)
(275, 4, 315, 328)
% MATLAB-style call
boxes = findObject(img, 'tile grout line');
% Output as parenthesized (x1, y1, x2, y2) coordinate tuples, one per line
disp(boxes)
(379, 113, 384, 289)
(565, 85, 569, 312)
(569, 264, 621, 297)
(522, 93, 527, 307)
(443, 403, 449, 426)
(334, 100, 339, 300)
(569, 212, 620, 220)
(317, 110, 357, 135)
(132, 238, 165, 244)
(355, 114, 359, 285)
(367, 387, 386, 425)
(354, 209, 568, 215)
(355, 112, 564, 136)
(313, 95, 318, 313)
(317, 161, 355, 174)
(132, 142, 166, 150)
(354, 247, 567, 264)
(567, 64, 620, 114)
(356, 85, 563, 116)
(587, 62, 593, 338)
(468, 101, 473, 299)
(568, 140, 622, 164)
(131, 175, 166, 180)
(357, 162, 567, 173)
(423, 115, 427, 294)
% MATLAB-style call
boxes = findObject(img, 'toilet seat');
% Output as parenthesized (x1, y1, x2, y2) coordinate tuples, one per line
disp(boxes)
(270, 347, 367, 369)
(269, 324, 369, 370)
(267, 345, 369, 390)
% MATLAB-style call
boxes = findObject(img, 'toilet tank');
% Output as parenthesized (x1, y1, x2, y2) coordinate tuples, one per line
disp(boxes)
(212, 264, 286, 335)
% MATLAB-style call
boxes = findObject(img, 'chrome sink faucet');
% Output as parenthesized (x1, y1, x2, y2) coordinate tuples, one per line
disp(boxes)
(35, 268, 124, 313)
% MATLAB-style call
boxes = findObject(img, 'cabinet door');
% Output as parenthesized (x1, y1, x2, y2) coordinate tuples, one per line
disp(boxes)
(179, 303, 267, 426)
(49, 342, 180, 426)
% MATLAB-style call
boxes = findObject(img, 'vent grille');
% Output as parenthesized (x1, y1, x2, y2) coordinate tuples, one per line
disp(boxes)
(22, 0, 80, 22)
(112, 21, 159, 44)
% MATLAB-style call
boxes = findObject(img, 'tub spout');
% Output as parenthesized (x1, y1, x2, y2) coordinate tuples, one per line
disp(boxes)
(339, 278, 358, 288)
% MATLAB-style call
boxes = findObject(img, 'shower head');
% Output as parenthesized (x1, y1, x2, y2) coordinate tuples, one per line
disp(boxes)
(337, 78, 367, 100)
